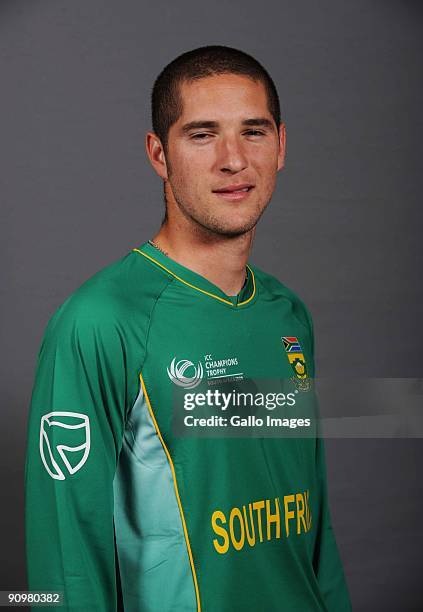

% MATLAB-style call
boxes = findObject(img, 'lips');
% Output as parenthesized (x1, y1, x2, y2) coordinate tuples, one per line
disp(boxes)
(212, 183, 255, 202)
(213, 183, 254, 194)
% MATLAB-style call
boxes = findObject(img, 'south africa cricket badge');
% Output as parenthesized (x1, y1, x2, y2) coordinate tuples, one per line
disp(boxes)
(281, 336, 311, 392)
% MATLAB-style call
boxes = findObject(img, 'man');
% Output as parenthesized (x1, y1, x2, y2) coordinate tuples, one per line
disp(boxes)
(25, 45, 352, 611)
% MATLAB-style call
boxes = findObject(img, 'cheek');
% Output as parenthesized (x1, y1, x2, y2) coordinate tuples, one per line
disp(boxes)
(253, 151, 279, 180)
(175, 148, 212, 179)
(187, 148, 214, 170)
(170, 157, 206, 197)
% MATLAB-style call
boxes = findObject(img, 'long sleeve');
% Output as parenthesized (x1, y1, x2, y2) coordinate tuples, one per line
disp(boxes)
(313, 434, 352, 611)
(24, 296, 129, 611)
(303, 304, 352, 611)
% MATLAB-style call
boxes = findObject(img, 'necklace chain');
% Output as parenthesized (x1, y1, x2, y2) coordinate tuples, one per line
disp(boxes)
(148, 239, 168, 256)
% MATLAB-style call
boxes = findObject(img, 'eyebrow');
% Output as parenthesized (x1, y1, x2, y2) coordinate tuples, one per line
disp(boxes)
(181, 117, 275, 133)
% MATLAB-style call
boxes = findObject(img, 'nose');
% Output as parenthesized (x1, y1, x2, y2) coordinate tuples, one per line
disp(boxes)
(217, 134, 248, 174)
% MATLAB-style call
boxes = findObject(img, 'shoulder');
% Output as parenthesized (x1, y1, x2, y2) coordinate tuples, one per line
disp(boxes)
(43, 248, 170, 346)
(249, 262, 314, 335)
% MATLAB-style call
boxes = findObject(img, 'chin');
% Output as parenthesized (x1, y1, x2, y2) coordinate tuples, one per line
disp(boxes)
(190, 204, 265, 237)
(222, 210, 265, 234)
(207, 218, 260, 237)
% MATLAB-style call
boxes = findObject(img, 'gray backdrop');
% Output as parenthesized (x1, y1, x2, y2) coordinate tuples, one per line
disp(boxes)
(1, 0, 422, 610)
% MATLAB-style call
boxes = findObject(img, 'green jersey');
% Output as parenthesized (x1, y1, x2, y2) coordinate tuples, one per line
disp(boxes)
(25, 241, 351, 611)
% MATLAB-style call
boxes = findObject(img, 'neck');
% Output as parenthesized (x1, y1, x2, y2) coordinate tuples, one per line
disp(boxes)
(150, 224, 254, 297)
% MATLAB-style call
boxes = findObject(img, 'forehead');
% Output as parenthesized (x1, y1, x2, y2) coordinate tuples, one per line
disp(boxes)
(177, 74, 270, 122)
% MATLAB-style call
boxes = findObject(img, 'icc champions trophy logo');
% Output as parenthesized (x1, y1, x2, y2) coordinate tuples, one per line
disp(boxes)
(167, 357, 204, 389)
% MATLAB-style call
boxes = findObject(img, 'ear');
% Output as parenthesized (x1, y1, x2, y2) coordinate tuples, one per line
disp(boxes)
(145, 131, 169, 180)
(277, 123, 286, 171)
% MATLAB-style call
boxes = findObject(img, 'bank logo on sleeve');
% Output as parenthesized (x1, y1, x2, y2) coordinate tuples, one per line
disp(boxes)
(282, 337, 310, 391)
(39, 411, 91, 480)
(167, 358, 204, 389)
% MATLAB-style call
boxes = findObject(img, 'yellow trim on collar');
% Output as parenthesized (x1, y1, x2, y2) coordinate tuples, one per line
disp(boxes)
(132, 248, 256, 307)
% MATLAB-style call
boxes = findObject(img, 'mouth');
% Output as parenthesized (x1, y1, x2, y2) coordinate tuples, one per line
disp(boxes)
(212, 184, 255, 202)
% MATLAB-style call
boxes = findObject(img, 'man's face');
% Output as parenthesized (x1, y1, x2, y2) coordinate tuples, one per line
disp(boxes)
(164, 73, 285, 237)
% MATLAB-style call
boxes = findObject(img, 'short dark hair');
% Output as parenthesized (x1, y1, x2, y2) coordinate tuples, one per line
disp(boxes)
(151, 45, 281, 156)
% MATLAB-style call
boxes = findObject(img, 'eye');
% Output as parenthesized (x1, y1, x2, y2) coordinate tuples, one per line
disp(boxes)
(191, 133, 212, 140)
(245, 130, 265, 136)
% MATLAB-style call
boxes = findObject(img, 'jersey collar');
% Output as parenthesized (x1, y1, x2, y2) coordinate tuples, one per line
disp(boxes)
(133, 241, 256, 308)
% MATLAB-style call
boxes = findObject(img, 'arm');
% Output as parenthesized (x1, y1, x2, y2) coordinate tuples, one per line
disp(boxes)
(304, 305, 352, 611)
(313, 434, 352, 611)
(24, 298, 129, 611)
